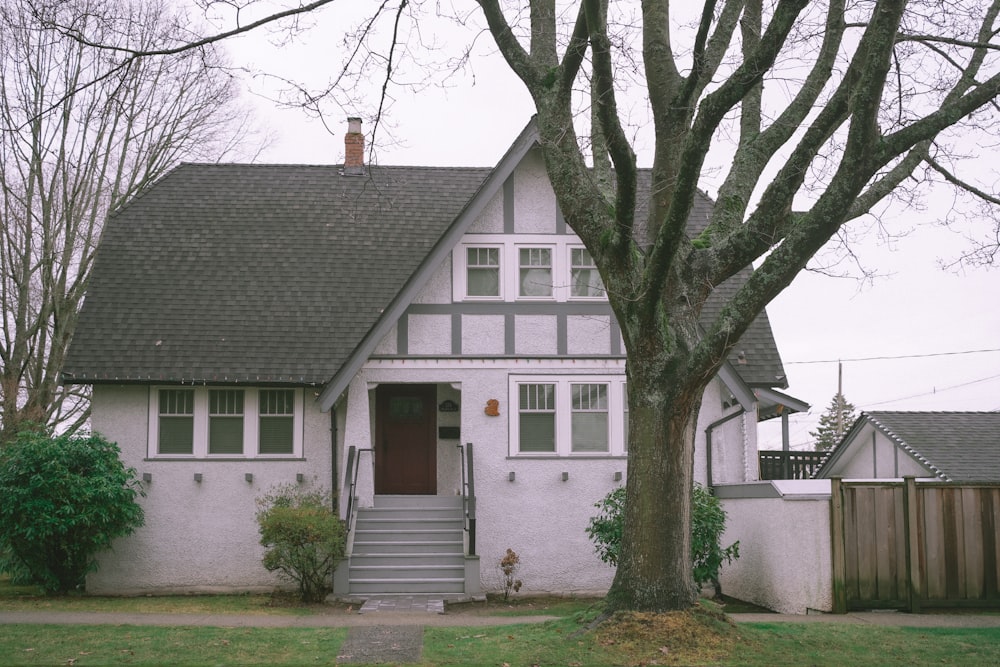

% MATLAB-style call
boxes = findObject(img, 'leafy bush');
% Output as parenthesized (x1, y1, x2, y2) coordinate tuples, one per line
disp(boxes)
(586, 483, 739, 589)
(256, 485, 345, 602)
(0, 430, 145, 593)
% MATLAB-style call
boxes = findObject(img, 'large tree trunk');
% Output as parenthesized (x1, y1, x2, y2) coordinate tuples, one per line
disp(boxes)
(603, 303, 711, 613)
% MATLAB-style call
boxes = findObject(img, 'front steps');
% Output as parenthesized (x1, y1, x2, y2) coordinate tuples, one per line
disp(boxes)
(344, 495, 475, 597)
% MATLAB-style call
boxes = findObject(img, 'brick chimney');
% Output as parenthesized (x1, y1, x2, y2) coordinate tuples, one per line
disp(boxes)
(344, 117, 365, 174)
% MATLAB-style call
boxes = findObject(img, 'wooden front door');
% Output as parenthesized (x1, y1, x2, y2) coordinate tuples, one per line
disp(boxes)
(374, 384, 437, 494)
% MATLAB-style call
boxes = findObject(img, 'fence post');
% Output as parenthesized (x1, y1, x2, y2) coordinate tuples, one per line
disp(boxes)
(830, 477, 847, 613)
(904, 476, 922, 614)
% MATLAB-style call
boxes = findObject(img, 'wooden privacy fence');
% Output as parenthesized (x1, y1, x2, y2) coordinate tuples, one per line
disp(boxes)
(831, 478, 1000, 613)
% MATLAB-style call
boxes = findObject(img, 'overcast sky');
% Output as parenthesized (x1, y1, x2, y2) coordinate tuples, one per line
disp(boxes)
(221, 5, 1000, 451)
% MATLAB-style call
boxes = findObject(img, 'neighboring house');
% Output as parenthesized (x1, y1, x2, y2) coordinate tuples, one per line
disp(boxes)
(814, 411, 1000, 482)
(63, 118, 796, 597)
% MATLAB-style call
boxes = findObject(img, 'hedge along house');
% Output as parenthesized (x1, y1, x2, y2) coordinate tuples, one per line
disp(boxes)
(63, 119, 798, 598)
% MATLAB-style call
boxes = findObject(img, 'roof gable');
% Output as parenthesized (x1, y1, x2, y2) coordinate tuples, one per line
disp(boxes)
(65, 118, 789, 405)
(818, 411, 1000, 482)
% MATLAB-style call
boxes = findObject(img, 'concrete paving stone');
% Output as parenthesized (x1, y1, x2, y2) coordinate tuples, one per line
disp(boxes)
(336, 625, 423, 664)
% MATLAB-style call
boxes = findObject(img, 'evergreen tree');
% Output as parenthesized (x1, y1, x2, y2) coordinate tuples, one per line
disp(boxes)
(811, 394, 857, 451)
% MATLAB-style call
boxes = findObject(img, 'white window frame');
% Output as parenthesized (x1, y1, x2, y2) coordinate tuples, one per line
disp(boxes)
(454, 235, 608, 303)
(567, 245, 606, 300)
(148, 387, 304, 458)
(515, 245, 556, 299)
(509, 375, 628, 456)
(455, 243, 504, 301)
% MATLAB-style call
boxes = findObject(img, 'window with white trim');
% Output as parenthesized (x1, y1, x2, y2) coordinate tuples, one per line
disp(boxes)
(570, 247, 605, 298)
(158, 389, 194, 454)
(510, 376, 627, 456)
(209, 389, 244, 454)
(454, 235, 608, 302)
(518, 247, 553, 297)
(149, 387, 304, 458)
(259, 389, 295, 455)
(466, 246, 501, 297)
(571, 383, 609, 452)
(518, 383, 556, 452)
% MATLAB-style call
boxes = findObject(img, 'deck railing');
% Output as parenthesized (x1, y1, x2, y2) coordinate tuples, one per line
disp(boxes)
(758, 450, 828, 480)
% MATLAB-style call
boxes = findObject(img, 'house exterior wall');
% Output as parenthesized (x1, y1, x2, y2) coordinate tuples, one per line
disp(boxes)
(334, 358, 749, 595)
(717, 482, 833, 614)
(828, 426, 934, 479)
(86, 384, 333, 595)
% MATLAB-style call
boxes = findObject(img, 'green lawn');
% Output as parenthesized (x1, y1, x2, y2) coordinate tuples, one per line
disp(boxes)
(2, 579, 998, 665)
(1, 620, 998, 666)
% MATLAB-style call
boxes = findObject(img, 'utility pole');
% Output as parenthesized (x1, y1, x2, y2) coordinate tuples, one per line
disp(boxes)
(836, 361, 843, 439)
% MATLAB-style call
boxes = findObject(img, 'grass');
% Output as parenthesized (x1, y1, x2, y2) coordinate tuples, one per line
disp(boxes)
(2, 578, 999, 665)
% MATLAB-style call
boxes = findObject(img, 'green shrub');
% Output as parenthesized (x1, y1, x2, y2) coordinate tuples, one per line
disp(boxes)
(256, 486, 345, 602)
(586, 483, 739, 590)
(0, 430, 145, 593)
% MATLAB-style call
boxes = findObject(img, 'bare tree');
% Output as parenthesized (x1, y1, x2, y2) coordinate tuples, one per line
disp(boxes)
(42, 0, 1000, 612)
(0, 0, 254, 443)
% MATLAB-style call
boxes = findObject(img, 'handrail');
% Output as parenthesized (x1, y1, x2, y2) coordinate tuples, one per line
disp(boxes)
(343, 445, 373, 533)
(457, 442, 477, 556)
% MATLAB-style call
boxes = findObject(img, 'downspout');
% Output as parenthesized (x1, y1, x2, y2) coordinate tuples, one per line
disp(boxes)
(705, 408, 746, 490)
(330, 404, 338, 513)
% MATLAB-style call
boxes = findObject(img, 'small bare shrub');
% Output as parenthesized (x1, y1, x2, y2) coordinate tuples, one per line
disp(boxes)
(499, 548, 523, 601)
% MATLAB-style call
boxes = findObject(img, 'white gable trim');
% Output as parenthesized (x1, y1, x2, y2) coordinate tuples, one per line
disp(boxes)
(318, 119, 543, 411)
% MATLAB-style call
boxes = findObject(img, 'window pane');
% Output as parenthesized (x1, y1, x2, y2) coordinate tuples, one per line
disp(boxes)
(519, 248, 552, 297)
(519, 383, 555, 452)
(520, 413, 555, 452)
(260, 390, 294, 415)
(210, 390, 244, 454)
(159, 389, 193, 454)
(259, 416, 294, 454)
(467, 247, 500, 297)
(159, 416, 193, 454)
(571, 384, 608, 452)
(571, 248, 604, 297)
(572, 413, 609, 452)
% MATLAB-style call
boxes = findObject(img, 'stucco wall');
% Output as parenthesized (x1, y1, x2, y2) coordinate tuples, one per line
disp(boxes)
(345, 363, 739, 596)
(87, 384, 333, 595)
(717, 482, 833, 614)
(831, 427, 933, 479)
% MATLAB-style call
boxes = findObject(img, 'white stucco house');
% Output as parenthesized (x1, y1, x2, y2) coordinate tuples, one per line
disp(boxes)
(62, 118, 800, 598)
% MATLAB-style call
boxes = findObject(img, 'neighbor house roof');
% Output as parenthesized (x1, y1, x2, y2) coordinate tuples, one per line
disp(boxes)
(817, 411, 1000, 482)
(63, 124, 788, 394)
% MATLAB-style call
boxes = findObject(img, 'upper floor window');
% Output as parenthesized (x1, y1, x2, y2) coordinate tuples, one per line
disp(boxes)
(454, 235, 608, 302)
(570, 247, 605, 298)
(149, 387, 304, 458)
(519, 247, 552, 297)
(466, 247, 501, 297)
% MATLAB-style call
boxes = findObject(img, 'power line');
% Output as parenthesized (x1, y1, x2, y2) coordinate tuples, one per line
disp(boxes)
(785, 347, 1000, 365)
(862, 373, 1000, 408)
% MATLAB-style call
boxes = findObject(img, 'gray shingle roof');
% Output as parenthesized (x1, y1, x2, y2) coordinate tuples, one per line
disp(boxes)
(63, 160, 787, 390)
(866, 411, 1000, 482)
(64, 164, 491, 385)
